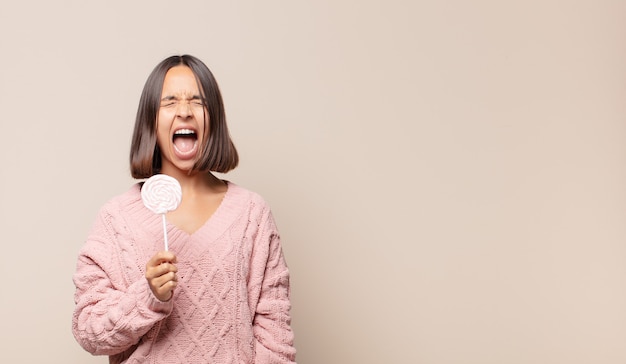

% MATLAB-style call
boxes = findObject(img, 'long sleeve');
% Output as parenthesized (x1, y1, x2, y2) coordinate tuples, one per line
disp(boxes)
(249, 209, 297, 363)
(72, 203, 172, 356)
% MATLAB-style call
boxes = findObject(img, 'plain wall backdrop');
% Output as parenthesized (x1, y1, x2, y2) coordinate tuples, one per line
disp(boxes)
(1, 1, 625, 363)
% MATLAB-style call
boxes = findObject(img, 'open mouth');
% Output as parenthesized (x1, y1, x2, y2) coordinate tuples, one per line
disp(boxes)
(172, 128, 198, 157)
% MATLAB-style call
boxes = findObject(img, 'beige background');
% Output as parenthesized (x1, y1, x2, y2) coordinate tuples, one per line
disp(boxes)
(1, 1, 625, 363)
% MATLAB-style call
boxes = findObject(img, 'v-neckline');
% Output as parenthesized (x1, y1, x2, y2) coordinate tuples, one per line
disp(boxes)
(136, 180, 241, 256)
(166, 180, 232, 238)
(165, 180, 232, 237)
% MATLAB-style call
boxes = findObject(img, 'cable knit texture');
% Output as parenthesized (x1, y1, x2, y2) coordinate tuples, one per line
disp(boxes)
(72, 182, 296, 363)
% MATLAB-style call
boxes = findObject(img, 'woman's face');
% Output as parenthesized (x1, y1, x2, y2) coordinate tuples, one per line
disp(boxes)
(156, 65, 207, 174)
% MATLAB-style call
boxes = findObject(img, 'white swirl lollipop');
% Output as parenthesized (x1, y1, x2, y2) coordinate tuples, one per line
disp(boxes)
(141, 174, 182, 251)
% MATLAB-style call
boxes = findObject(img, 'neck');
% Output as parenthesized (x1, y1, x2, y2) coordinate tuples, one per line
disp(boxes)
(159, 167, 226, 194)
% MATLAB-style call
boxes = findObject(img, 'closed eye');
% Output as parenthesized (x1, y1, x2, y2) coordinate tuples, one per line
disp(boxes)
(160, 95, 204, 108)
(190, 95, 204, 106)
(160, 96, 177, 108)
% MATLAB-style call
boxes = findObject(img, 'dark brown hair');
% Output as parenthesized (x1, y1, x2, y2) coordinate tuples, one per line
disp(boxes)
(129, 55, 238, 178)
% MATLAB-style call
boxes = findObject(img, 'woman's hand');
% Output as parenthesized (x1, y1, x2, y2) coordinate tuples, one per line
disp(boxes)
(145, 251, 178, 302)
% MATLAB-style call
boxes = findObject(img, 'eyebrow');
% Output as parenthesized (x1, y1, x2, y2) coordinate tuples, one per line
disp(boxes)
(160, 94, 203, 101)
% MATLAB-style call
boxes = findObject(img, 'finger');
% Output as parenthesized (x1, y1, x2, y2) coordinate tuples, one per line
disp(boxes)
(149, 272, 178, 301)
(146, 262, 177, 280)
(147, 251, 178, 268)
(148, 252, 177, 267)
(150, 271, 178, 289)
(157, 281, 177, 301)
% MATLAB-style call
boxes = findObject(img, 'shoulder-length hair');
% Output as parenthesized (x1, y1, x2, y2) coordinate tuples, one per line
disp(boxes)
(129, 54, 238, 178)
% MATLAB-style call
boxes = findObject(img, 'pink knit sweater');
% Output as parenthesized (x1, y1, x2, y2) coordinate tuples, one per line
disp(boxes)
(72, 182, 296, 363)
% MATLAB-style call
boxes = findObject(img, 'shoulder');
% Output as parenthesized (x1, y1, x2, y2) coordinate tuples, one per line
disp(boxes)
(82, 183, 148, 252)
(224, 181, 272, 212)
(222, 182, 282, 244)
(221, 181, 279, 232)
(78, 184, 147, 287)
(88, 183, 149, 237)
(97, 183, 144, 216)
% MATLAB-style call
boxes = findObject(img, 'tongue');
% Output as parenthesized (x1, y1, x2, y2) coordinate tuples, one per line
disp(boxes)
(174, 136, 196, 153)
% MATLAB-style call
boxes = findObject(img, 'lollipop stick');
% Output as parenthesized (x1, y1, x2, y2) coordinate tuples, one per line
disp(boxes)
(162, 214, 169, 251)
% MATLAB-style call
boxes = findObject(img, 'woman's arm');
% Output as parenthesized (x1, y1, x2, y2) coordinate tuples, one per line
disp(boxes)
(250, 209, 297, 364)
(72, 208, 172, 356)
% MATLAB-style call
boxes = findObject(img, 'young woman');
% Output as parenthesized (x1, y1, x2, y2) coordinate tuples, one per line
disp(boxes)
(72, 55, 296, 363)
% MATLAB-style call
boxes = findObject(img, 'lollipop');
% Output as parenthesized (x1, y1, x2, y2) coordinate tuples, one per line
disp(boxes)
(141, 174, 182, 251)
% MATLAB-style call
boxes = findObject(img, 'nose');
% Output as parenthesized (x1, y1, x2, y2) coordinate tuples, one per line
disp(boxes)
(176, 101, 192, 119)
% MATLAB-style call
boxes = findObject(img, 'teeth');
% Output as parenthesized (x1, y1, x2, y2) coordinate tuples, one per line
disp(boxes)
(174, 129, 195, 135)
